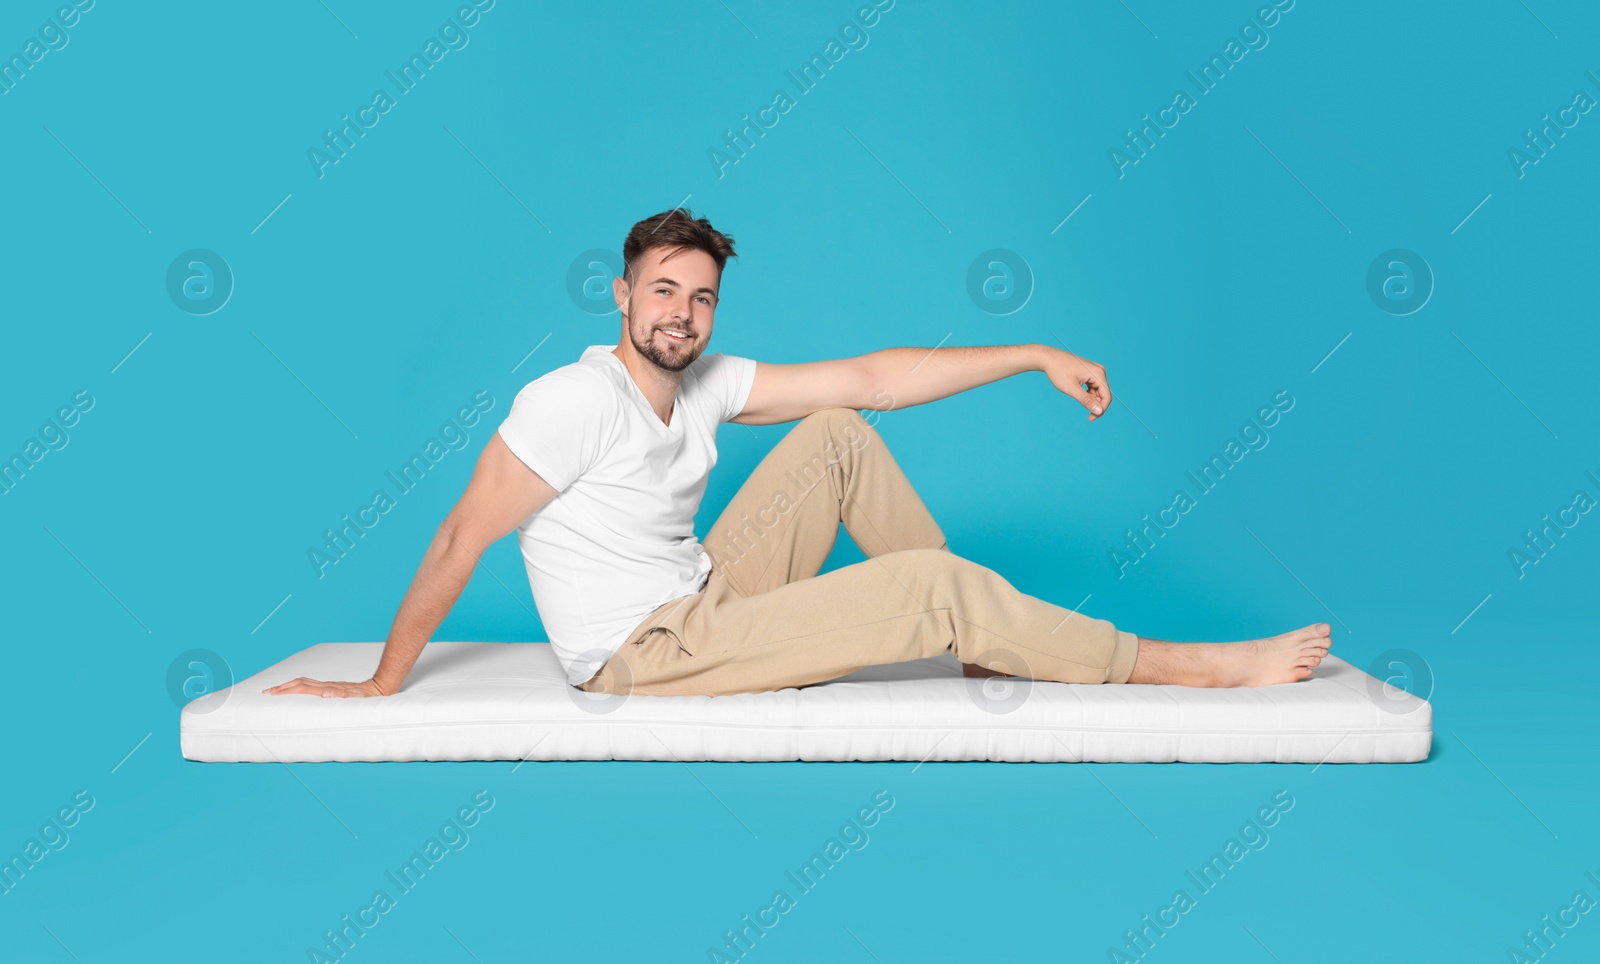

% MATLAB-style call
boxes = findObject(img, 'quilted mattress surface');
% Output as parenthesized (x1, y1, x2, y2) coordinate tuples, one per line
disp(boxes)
(180, 642, 1433, 764)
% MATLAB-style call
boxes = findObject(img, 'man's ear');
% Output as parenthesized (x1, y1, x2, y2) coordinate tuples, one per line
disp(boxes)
(612, 273, 629, 316)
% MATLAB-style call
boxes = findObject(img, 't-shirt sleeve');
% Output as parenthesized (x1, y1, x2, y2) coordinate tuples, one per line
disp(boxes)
(693, 352, 757, 423)
(495, 370, 615, 492)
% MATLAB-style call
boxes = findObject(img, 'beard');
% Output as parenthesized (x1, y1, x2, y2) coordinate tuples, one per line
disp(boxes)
(625, 304, 703, 373)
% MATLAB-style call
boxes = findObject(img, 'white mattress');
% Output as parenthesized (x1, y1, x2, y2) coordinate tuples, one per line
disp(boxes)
(180, 642, 1432, 764)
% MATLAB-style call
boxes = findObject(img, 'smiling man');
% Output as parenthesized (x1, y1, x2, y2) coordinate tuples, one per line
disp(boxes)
(265, 208, 1331, 700)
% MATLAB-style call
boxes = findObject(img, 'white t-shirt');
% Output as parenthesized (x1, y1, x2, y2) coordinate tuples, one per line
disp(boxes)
(495, 344, 757, 685)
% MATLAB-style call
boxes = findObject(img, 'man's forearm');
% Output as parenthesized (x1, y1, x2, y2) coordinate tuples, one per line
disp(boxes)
(370, 528, 481, 694)
(857, 343, 1049, 410)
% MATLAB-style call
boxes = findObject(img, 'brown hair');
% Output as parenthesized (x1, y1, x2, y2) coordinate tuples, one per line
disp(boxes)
(622, 208, 738, 287)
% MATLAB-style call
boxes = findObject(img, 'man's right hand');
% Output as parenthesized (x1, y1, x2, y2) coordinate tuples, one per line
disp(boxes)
(259, 435, 557, 702)
(263, 677, 389, 698)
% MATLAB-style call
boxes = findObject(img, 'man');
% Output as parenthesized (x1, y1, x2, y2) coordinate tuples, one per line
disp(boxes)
(265, 209, 1331, 700)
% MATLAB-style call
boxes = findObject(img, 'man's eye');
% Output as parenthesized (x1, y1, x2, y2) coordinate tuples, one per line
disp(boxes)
(697, 296, 710, 304)
(656, 288, 671, 295)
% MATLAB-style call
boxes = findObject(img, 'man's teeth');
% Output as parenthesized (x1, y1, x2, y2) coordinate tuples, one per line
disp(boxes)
(661, 329, 689, 340)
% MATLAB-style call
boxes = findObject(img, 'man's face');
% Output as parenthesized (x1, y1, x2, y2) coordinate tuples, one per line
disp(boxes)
(614, 245, 720, 373)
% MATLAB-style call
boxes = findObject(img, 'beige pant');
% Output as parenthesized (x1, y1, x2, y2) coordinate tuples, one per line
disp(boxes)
(578, 408, 1138, 697)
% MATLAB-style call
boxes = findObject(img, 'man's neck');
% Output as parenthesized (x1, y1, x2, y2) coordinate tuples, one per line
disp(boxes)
(612, 344, 681, 426)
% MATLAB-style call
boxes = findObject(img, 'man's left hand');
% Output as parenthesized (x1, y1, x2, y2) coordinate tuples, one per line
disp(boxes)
(1042, 348, 1112, 421)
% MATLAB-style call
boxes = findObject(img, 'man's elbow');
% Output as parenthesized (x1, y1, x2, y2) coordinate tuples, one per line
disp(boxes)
(434, 518, 494, 565)
(854, 357, 902, 414)
(850, 356, 891, 412)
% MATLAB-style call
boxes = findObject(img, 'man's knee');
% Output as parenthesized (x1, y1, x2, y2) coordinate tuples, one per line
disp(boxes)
(883, 546, 968, 578)
(799, 407, 867, 431)
(798, 407, 875, 454)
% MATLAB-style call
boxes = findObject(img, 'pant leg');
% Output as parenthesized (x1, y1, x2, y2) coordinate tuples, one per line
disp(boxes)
(701, 407, 948, 597)
(581, 406, 1138, 696)
(580, 547, 1140, 696)
(579, 406, 944, 689)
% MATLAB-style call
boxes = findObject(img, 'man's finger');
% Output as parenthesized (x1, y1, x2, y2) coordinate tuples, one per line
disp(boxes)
(1084, 373, 1111, 420)
(1078, 378, 1103, 418)
(1058, 379, 1092, 412)
(264, 680, 322, 695)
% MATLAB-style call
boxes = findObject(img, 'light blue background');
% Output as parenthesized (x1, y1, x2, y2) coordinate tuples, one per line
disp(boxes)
(2, 1, 1596, 960)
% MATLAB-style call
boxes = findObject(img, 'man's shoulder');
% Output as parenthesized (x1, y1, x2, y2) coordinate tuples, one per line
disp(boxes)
(513, 348, 621, 402)
(690, 348, 758, 367)
(686, 350, 757, 384)
(683, 351, 757, 423)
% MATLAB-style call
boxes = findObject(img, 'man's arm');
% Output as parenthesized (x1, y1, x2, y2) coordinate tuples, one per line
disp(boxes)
(263, 433, 557, 698)
(732, 343, 1112, 425)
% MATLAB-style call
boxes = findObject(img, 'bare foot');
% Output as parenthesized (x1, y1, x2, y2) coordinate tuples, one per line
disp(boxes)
(1128, 624, 1332, 687)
